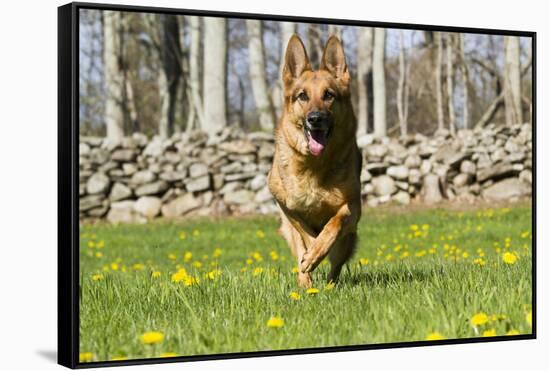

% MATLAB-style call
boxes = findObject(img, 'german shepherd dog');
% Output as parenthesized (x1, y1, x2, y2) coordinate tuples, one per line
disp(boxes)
(268, 35, 362, 288)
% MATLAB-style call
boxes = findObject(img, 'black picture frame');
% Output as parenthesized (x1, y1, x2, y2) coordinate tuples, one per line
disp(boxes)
(58, 2, 537, 368)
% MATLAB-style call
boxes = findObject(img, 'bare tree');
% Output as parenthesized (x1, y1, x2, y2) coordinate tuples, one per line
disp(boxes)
(246, 20, 276, 131)
(504, 36, 522, 125)
(273, 22, 296, 117)
(397, 30, 410, 137)
(203, 17, 227, 135)
(459, 33, 469, 129)
(434, 32, 444, 131)
(446, 33, 456, 135)
(372, 28, 386, 137)
(356, 27, 373, 135)
(103, 10, 124, 142)
(307, 24, 323, 68)
(186, 16, 203, 132)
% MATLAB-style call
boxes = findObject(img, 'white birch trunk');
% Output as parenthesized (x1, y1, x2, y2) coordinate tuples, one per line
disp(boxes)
(435, 32, 444, 131)
(504, 36, 522, 125)
(273, 22, 296, 117)
(372, 28, 386, 138)
(187, 16, 203, 132)
(459, 33, 469, 129)
(103, 10, 124, 142)
(397, 30, 408, 137)
(202, 17, 227, 135)
(446, 33, 456, 135)
(246, 20, 275, 131)
(356, 27, 373, 135)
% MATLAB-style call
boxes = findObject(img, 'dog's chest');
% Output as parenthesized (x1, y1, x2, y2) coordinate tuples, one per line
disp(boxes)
(285, 172, 343, 217)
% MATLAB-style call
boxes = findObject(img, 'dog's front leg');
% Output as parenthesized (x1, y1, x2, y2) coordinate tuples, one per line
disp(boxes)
(300, 203, 357, 273)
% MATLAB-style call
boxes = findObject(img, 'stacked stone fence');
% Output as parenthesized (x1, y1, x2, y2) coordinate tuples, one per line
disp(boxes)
(79, 123, 532, 223)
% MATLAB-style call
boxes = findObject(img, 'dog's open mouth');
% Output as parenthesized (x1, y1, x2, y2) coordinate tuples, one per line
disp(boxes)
(305, 126, 331, 156)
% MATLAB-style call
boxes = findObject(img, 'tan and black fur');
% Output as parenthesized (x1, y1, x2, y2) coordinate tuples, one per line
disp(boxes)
(268, 35, 362, 287)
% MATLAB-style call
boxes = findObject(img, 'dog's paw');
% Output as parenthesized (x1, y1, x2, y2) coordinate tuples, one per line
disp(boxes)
(297, 272, 312, 288)
(300, 251, 318, 273)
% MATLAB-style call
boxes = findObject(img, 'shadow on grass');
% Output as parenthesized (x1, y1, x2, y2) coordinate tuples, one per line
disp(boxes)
(338, 266, 446, 287)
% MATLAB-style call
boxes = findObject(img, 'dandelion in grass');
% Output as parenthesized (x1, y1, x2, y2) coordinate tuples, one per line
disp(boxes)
(178, 231, 186, 240)
(425, 332, 446, 341)
(252, 252, 263, 262)
(192, 229, 200, 237)
(168, 253, 177, 262)
(246, 258, 254, 265)
(110, 262, 119, 271)
(289, 292, 301, 301)
(96, 240, 105, 248)
(526, 310, 532, 326)
(111, 356, 128, 361)
(79, 352, 94, 362)
(183, 251, 192, 263)
(184, 276, 200, 286)
(306, 288, 320, 295)
(213, 248, 222, 258)
(205, 269, 221, 280)
(270, 251, 279, 261)
(171, 268, 188, 283)
(506, 330, 520, 336)
(292, 267, 299, 273)
(252, 267, 263, 276)
(192, 261, 203, 269)
(482, 329, 497, 337)
(471, 312, 489, 326)
(95, 251, 103, 258)
(151, 271, 161, 279)
(140, 331, 164, 345)
(502, 252, 518, 265)
(324, 282, 335, 291)
(91, 274, 104, 281)
(359, 258, 370, 266)
(132, 263, 145, 271)
(160, 352, 178, 358)
(87, 240, 95, 248)
(256, 230, 265, 238)
(266, 317, 284, 328)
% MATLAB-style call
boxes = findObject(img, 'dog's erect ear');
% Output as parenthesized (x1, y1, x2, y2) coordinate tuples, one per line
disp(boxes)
(320, 36, 350, 84)
(283, 35, 311, 87)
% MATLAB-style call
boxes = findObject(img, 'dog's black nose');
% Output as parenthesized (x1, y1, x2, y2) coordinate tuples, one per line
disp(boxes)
(306, 111, 328, 128)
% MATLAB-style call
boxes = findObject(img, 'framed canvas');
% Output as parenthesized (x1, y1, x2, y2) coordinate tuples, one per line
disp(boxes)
(58, 2, 536, 368)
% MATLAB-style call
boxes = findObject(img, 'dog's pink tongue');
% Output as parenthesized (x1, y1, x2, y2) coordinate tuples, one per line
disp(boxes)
(308, 131, 326, 156)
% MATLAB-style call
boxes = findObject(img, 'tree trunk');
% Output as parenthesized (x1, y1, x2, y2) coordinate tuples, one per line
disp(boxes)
(504, 36, 522, 125)
(103, 10, 124, 142)
(356, 28, 373, 135)
(459, 33, 469, 129)
(434, 32, 444, 131)
(307, 24, 323, 68)
(328, 24, 343, 39)
(186, 16, 203, 133)
(446, 33, 455, 135)
(372, 28, 386, 138)
(397, 30, 409, 137)
(246, 20, 276, 131)
(158, 14, 182, 140)
(273, 22, 296, 117)
(203, 17, 227, 135)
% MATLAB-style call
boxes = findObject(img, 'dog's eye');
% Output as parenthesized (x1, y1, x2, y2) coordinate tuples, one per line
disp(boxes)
(323, 90, 335, 101)
(297, 92, 309, 102)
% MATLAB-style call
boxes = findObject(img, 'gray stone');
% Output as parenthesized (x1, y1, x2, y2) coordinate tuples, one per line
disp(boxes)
(372, 175, 397, 196)
(387, 165, 409, 180)
(482, 178, 531, 201)
(90, 148, 110, 165)
(356, 134, 375, 148)
(189, 162, 209, 178)
(366, 144, 388, 158)
(111, 149, 137, 162)
(258, 143, 275, 159)
(134, 196, 162, 218)
(433, 147, 469, 167)
(143, 137, 164, 157)
(161, 193, 203, 218)
(408, 169, 422, 185)
(254, 186, 273, 203)
(393, 191, 411, 205)
(360, 168, 372, 183)
(80, 143, 91, 156)
(220, 162, 243, 174)
(135, 181, 169, 196)
(107, 201, 145, 224)
(80, 195, 104, 212)
(224, 189, 255, 205)
(404, 154, 422, 168)
(122, 163, 138, 176)
(86, 172, 111, 195)
(131, 170, 156, 185)
(109, 182, 132, 202)
(363, 183, 374, 195)
(460, 160, 476, 175)
(477, 162, 518, 183)
(422, 174, 443, 204)
(250, 174, 267, 191)
(219, 181, 244, 195)
(160, 171, 186, 182)
(219, 140, 256, 154)
(185, 175, 210, 192)
(519, 170, 532, 184)
(453, 173, 472, 187)
(225, 172, 258, 182)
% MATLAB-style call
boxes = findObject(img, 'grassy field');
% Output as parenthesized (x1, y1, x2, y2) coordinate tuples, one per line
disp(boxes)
(78, 204, 533, 363)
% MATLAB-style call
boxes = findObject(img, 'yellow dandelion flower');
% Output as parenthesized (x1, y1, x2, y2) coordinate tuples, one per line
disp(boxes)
(111, 356, 128, 361)
(400, 251, 410, 259)
(385, 254, 394, 261)
(205, 270, 221, 280)
(183, 251, 192, 262)
(159, 352, 178, 358)
(202, 254, 209, 261)
(482, 329, 497, 337)
(292, 267, 299, 273)
(91, 274, 104, 281)
(462, 252, 469, 259)
(192, 261, 203, 269)
(266, 317, 284, 328)
(270, 251, 279, 261)
(213, 248, 222, 258)
(96, 240, 105, 248)
(94, 251, 103, 259)
(183, 276, 200, 286)
(359, 258, 370, 266)
(256, 230, 265, 238)
(325, 282, 336, 291)
(415, 250, 427, 258)
(425, 332, 446, 341)
(79, 352, 94, 362)
(506, 330, 520, 336)
(526, 311, 532, 326)
(306, 288, 320, 295)
(246, 258, 254, 265)
(240, 267, 248, 273)
(110, 262, 119, 271)
(410, 224, 419, 231)
(289, 292, 301, 300)
(192, 229, 200, 237)
(171, 268, 188, 283)
(151, 271, 161, 278)
(179, 231, 186, 240)
(252, 267, 263, 276)
(140, 331, 164, 345)
(87, 240, 96, 248)
(473, 258, 486, 266)
(252, 252, 263, 262)
(503, 252, 518, 265)
(471, 312, 489, 326)
(132, 263, 145, 271)
(168, 253, 177, 261)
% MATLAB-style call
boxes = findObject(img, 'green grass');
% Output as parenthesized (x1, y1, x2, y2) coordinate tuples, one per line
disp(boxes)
(79, 204, 533, 362)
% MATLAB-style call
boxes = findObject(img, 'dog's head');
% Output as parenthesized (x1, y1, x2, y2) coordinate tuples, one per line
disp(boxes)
(281, 34, 352, 157)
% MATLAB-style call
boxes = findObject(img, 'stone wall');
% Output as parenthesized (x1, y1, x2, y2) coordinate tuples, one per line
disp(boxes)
(79, 123, 532, 223)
